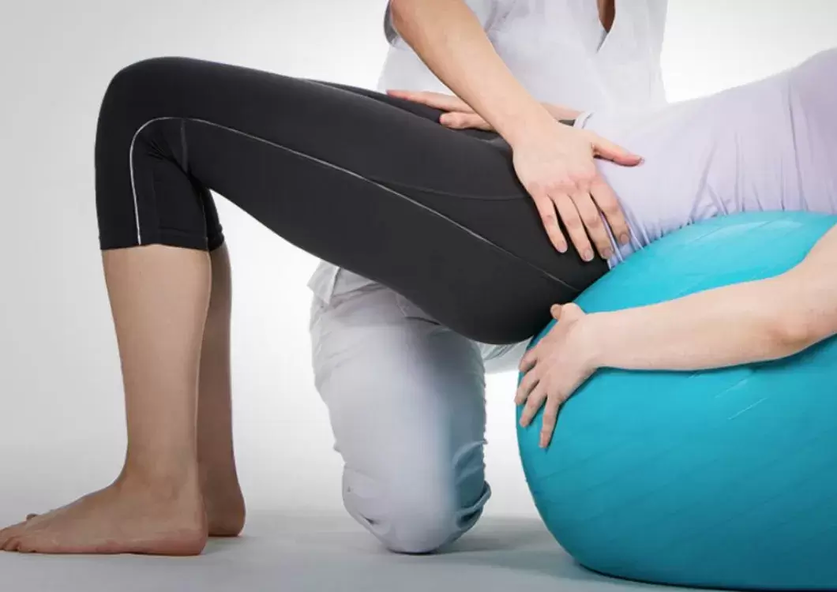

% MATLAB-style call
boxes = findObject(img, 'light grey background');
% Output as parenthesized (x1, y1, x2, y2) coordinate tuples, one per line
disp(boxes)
(0, 2, 835, 590)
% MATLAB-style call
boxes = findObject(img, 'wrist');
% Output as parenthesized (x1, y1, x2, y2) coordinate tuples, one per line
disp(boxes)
(501, 104, 565, 148)
(575, 312, 609, 370)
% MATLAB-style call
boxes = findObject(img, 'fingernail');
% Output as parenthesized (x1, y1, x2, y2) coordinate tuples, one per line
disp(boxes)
(583, 249, 594, 262)
(602, 247, 613, 259)
(619, 233, 630, 245)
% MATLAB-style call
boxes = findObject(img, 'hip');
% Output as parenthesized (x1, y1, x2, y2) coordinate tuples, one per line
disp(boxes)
(581, 50, 837, 266)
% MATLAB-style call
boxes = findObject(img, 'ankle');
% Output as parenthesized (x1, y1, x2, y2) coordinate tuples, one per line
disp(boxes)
(115, 467, 208, 535)
(198, 462, 239, 488)
(118, 460, 202, 498)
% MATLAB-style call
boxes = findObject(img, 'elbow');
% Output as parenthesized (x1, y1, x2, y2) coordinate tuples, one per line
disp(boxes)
(771, 311, 835, 356)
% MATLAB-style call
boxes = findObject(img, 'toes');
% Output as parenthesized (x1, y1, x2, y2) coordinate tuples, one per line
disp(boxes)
(0, 523, 25, 548)
(15, 538, 38, 554)
(3, 536, 21, 553)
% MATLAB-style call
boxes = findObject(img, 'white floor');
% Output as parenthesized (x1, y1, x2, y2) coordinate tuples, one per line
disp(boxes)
(0, 511, 700, 592)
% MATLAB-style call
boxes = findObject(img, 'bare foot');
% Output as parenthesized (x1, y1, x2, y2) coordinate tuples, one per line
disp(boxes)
(201, 469, 246, 537)
(0, 475, 207, 555)
(24, 475, 246, 538)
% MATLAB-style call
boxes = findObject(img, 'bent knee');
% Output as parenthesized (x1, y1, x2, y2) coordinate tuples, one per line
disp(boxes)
(391, 514, 458, 554)
(343, 471, 490, 554)
(102, 58, 176, 109)
(351, 497, 482, 555)
(98, 57, 198, 135)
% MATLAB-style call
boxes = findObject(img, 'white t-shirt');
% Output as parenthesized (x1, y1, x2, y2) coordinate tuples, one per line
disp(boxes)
(310, 0, 669, 304)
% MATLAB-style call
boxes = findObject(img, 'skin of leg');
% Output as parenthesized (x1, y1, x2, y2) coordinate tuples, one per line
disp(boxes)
(0, 245, 211, 555)
(197, 244, 246, 537)
(19, 244, 247, 540)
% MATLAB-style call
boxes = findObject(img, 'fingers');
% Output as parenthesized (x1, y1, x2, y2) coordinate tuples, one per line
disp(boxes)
(519, 349, 538, 373)
(439, 112, 493, 131)
(585, 132, 635, 246)
(551, 191, 594, 261)
(553, 172, 629, 257)
(517, 128, 632, 258)
(559, 302, 586, 321)
(519, 382, 547, 429)
(385, 90, 492, 131)
(590, 134, 643, 166)
(530, 188, 569, 253)
(386, 90, 474, 113)
(589, 176, 631, 246)
(570, 187, 613, 259)
(518, 378, 570, 449)
(515, 367, 540, 405)
(540, 391, 566, 448)
(531, 183, 606, 261)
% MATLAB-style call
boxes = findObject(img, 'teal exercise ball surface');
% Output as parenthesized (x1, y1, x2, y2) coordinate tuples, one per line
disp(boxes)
(517, 211, 837, 591)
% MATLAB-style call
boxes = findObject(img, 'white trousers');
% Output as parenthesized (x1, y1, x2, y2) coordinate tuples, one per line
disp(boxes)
(309, 283, 526, 553)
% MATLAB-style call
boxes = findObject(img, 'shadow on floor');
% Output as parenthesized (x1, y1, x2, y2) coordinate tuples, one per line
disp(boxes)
(436, 516, 666, 590)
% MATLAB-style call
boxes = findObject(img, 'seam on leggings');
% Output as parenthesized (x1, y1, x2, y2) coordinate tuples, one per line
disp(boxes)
(180, 120, 189, 175)
(129, 120, 161, 245)
(129, 116, 578, 291)
(368, 176, 524, 201)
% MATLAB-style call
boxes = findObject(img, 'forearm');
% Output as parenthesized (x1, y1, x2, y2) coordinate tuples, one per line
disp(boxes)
(586, 225, 837, 372)
(583, 277, 816, 372)
(389, 0, 556, 145)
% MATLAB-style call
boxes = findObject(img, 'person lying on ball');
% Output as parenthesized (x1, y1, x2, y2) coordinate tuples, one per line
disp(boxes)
(1, 44, 835, 555)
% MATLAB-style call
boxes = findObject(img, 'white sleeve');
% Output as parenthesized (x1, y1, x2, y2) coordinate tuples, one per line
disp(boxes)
(382, 2, 400, 46)
(382, 0, 504, 47)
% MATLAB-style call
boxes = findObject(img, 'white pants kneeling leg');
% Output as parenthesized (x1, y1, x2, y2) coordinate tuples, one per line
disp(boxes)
(310, 283, 498, 554)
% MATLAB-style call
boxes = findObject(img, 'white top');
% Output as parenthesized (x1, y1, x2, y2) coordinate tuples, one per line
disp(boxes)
(310, 0, 669, 304)
(579, 48, 837, 269)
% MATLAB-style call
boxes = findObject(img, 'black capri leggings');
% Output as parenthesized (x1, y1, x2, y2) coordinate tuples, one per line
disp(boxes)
(95, 57, 607, 344)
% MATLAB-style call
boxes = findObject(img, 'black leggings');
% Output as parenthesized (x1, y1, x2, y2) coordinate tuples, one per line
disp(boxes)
(95, 57, 607, 344)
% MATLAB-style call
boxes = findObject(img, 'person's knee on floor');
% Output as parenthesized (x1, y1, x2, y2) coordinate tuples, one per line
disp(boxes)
(309, 285, 491, 554)
(341, 451, 491, 554)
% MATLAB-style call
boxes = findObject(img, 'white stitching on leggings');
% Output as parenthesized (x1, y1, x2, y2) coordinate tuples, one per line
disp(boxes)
(128, 116, 578, 290)
(129, 119, 166, 245)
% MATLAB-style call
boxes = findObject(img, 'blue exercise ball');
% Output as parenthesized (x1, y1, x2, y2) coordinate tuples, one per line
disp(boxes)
(517, 211, 837, 591)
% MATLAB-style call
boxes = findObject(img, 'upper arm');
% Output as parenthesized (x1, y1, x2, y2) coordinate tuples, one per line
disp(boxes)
(781, 223, 837, 341)
(386, 0, 502, 46)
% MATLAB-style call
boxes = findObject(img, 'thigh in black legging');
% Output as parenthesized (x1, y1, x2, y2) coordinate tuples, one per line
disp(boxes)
(95, 57, 606, 344)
